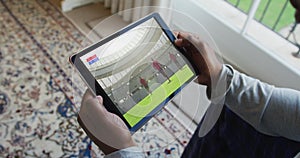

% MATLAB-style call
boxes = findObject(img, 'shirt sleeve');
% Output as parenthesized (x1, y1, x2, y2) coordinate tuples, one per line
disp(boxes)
(104, 146, 145, 158)
(224, 65, 300, 142)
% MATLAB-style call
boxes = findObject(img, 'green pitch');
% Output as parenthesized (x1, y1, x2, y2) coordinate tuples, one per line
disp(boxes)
(123, 65, 194, 127)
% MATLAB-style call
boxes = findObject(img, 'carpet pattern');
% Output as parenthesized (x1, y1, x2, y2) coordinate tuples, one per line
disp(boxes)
(0, 0, 191, 157)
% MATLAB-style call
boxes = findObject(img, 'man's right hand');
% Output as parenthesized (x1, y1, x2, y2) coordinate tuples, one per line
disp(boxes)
(174, 32, 223, 96)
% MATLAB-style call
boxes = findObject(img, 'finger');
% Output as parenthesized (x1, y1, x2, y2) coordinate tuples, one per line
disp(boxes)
(80, 95, 107, 123)
(178, 32, 204, 45)
(177, 32, 200, 44)
(177, 31, 192, 40)
(82, 90, 104, 107)
(173, 31, 179, 37)
(96, 96, 103, 104)
(175, 37, 199, 56)
(81, 90, 106, 116)
(177, 32, 209, 55)
(176, 32, 198, 47)
(175, 38, 192, 47)
(174, 38, 183, 46)
(82, 89, 95, 101)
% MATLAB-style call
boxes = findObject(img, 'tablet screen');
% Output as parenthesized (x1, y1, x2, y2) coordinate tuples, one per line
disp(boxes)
(76, 14, 196, 131)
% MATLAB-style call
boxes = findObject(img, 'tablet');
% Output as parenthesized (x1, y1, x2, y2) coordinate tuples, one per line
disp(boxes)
(70, 12, 197, 132)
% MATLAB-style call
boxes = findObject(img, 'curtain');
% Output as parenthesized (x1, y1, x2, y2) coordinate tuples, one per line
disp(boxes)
(101, 0, 171, 22)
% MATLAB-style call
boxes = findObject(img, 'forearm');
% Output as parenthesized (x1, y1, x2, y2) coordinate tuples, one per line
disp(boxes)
(224, 65, 300, 141)
(224, 65, 275, 135)
(262, 87, 300, 141)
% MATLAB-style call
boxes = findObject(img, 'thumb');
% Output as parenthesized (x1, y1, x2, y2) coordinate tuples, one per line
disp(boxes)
(96, 96, 103, 104)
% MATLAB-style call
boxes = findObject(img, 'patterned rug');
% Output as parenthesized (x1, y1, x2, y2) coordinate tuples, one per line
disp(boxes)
(0, 0, 192, 157)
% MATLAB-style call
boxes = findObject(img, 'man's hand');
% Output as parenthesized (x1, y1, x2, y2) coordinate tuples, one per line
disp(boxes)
(174, 32, 223, 96)
(78, 90, 136, 155)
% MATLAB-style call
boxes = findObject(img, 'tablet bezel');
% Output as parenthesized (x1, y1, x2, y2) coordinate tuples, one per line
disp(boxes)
(70, 12, 197, 132)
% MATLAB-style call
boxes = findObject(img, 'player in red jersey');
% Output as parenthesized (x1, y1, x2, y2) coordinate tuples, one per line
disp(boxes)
(152, 58, 171, 82)
(139, 76, 151, 94)
(169, 52, 181, 69)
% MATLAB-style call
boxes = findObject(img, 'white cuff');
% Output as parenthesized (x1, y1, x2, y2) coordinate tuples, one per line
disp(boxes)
(104, 146, 144, 158)
(210, 64, 234, 104)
